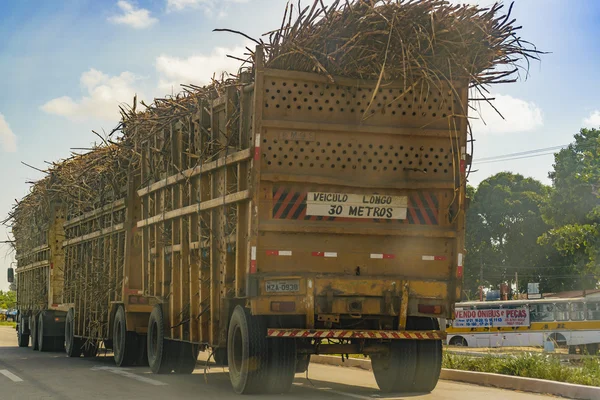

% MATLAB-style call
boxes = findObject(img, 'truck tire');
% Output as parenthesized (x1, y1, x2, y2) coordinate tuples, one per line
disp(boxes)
(17, 317, 29, 348)
(410, 317, 442, 393)
(147, 305, 172, 374)
(113, 306, 136, 367)
(371, 340, 417, 393)
(266, 337, 296, 393)
(173, 342, 199, 374)
(38, 312, 54, 352)
(65, 308, 83, 357)
(31, 313, 39, 351)
(227, 305, 269, 394)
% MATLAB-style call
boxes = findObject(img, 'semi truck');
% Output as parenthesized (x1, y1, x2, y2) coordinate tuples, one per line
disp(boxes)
(9, 46, 468, 394)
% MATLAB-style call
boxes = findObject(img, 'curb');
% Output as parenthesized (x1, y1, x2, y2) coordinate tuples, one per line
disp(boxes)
(310, 355, 600, 400)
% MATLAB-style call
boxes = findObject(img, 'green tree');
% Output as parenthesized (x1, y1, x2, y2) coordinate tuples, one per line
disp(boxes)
(0, 290, 16, 309)
(464, 172, 568, 297)
(539, 128, 600, 288)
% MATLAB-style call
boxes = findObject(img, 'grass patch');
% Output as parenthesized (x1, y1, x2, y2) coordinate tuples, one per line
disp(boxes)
(0, 321, 16, 327)
(443, 352, 600, 387)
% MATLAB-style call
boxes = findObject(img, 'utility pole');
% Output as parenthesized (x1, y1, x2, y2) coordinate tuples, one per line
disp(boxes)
(515, 272, 519, 299)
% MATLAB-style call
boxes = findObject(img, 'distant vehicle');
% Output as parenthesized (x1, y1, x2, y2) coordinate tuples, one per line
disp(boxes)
(446, 298, 600, 354)
(6, 310, 17, 322)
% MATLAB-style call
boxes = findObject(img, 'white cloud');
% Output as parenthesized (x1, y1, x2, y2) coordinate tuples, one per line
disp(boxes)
(0, 113, 17, 152)
(41, 69, 142, 122)
(166, 0, 249, 17)
(156, 46, 248, 90)
(583, 110, 600, 127)
(108, 1, 158, 29)
(469, 94, 543, 135)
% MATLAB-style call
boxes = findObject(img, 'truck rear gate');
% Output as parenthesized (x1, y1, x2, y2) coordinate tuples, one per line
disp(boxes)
(249, 65, 465, 329)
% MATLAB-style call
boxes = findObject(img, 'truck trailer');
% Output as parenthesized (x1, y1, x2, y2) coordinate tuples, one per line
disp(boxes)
(10, 52, 466, 393)
(8, 0, 538, 394)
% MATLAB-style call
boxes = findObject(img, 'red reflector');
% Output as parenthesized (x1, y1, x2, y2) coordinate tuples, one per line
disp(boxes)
(457, 265, 464, 278)
(418, 304, 443, 314)
(250, 260, 257, 274)
(270, 302, 296, 313)
(129, 295, 139, 304)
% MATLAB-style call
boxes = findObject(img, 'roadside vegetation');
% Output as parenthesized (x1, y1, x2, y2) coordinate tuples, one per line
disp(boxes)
(443, 352, 600, 387)
(0, 321, 16, 327)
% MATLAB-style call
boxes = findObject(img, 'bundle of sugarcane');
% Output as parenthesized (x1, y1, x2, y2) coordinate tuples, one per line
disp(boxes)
(4, 143, 130, 258)
(258, 0, 540, 89)
(119, 75, 242, 184)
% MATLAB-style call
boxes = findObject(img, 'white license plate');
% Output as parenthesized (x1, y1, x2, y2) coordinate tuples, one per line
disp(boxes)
(265, 280, 300, 293)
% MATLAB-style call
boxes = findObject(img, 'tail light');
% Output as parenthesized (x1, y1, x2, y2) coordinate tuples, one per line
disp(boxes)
(129, 296, 149, 305)
(418, 304, 443, 314)
(270, 302, 296, 312)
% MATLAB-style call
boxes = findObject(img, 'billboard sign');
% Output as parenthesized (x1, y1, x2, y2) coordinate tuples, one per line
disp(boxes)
(453, 307, 530, 328)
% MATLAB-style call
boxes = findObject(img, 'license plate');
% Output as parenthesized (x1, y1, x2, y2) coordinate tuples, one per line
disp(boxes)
(265, 280, 300, 293)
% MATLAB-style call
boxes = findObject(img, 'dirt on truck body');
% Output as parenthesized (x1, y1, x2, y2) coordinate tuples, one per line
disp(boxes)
(5, 0, 540, 395)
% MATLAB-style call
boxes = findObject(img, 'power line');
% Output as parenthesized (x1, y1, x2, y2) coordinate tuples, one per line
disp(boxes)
(475, 145, 567, 162)
(473, 151, 557, 165)
(473, 142, 599, 166)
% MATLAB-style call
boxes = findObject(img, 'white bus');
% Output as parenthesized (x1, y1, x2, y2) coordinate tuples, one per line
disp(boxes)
(446, 298, 600, 354)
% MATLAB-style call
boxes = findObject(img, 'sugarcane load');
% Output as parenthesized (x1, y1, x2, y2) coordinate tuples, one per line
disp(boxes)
(5, 0, 539, 394)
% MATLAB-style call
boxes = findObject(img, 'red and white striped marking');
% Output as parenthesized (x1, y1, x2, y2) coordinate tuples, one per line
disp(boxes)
(422, 255, 447, 261)
(312, 252, 337, 258)
(460, 146, 467, 173)
(266, 250, 292, 256)
(370, 253, 395, 259)
(267, 329, 445, 340)
(254, 134, 261, 161)
(250, 246, 257, 274)
(457, 252, 464, 278)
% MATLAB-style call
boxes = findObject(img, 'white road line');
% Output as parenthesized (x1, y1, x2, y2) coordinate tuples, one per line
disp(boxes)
(0, 369, 23, 382)
(92, 366, 167, 386)
(294, 382, 381, 400)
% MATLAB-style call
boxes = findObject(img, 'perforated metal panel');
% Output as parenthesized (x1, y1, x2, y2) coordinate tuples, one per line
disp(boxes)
(262, 76, 461, 129)
(260, 131, 457, 183)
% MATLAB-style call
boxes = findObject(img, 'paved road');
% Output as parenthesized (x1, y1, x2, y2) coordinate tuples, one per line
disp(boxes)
(0, 326, 555, 400)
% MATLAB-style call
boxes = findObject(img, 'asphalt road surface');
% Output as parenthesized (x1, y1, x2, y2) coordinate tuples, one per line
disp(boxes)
(0, 326, 556, 400)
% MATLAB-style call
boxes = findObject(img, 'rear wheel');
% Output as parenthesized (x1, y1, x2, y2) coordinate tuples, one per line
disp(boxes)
(449, 336, 467, 347)
(266, 337, 297, 393)
(173, 342, 198, 374)
(113, 306, 137, 367)
(371, 340, 417, 393)
(38, 313, 54, 352)
(65, 308, 83, 357)
(227, 305, 269, 394)
(31, 313, 39, 351)
(147, 305, 172, 374)
(17, 316, 29, 348)
(410, 317, 442, 393)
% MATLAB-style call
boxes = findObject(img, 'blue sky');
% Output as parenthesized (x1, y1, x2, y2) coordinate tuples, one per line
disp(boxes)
(0, 0, 599, 290)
